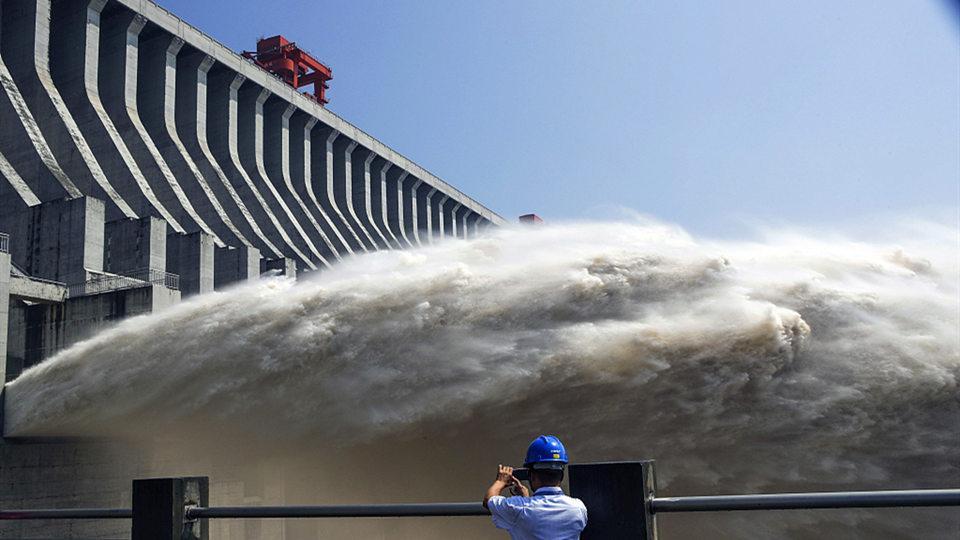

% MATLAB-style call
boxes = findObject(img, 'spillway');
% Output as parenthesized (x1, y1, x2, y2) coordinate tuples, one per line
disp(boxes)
(0, 0, 504, 383)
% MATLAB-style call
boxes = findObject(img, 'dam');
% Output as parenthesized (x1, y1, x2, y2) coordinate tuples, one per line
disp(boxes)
(0, 0, 504, 383)
(0, 0, 503, 537)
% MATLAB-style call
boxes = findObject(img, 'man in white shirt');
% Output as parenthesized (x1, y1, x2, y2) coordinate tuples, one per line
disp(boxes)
(483, 435, 588, 540)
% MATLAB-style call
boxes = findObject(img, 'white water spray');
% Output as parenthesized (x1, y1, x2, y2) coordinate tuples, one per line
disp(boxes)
(5, 219, 958, 538)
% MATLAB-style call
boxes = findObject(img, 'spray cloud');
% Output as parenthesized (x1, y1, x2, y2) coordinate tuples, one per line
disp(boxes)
(5, 220, 958, 538)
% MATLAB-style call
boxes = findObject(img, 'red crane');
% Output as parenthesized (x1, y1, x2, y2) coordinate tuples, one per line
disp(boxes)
(242, 35, 333, 105)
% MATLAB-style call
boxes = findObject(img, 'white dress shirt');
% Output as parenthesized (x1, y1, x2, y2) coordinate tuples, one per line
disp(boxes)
(487, 486, 588, 540)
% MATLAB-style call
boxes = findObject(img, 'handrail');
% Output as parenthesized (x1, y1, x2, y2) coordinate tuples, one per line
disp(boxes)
(186, 502, 489, 519)
(67, 268, 180, 297)
(9, 272, 67, 287)
(5, 488, 957, 522)
(0, 503, 489, 521)
(0, 508, 131, 520)
(650, 489, 960, 513)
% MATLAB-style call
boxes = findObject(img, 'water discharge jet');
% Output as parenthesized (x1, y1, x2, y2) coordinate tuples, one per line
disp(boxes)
(3, 220, 958, 538)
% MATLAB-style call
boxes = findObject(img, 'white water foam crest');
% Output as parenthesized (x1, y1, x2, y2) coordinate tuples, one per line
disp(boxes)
(4, 220, 958, 536)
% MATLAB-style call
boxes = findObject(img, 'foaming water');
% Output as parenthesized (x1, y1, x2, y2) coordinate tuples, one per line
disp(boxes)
(5, 220, 958, 538)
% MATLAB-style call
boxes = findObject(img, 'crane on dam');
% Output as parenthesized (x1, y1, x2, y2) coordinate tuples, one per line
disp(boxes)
(242, 35, 333, 105)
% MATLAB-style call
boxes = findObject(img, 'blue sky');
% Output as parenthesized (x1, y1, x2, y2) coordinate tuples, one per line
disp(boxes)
(158, 0, 959, 236)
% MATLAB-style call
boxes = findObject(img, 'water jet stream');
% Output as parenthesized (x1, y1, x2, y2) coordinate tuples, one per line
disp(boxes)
(5, 220, 958, 538)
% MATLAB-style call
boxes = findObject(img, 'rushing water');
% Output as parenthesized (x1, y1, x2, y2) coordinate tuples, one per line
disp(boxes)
(5, 220, 958, 538)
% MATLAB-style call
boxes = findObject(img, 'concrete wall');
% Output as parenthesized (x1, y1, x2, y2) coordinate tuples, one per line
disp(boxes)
(0, 250, 9, 384)
(49, 0, 162, 221)
(0, 197, 182, 382)
(166, 231, 214, 297)
(214, 245, 260, 290)
(4, 301, 24, 385)
(315, 127, 364, 254)
(104, 216, 167, 275)
(288, 112, 343, 260)
(2, 197, 105, 285)
(136, 27, 222, 242)
(0, 439, 281, 540)
(6, 283, 179, 381)
(0, 0, 135, 221)
(0, 0, 69, 220)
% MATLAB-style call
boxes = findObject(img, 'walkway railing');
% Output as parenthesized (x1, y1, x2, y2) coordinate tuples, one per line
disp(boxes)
(186, 502, 490, 519)
(9, 269, 67, 289)
(0, 508, 132, 520)
(0, 232, 8, 254)
(67, 268, 179, 298)
(649, 489, 960, 512)
(1, 462, 957, 540)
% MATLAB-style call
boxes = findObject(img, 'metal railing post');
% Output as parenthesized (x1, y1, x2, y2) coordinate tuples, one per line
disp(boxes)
(131, 477, 209, 540)
(569, 461, 658, 540)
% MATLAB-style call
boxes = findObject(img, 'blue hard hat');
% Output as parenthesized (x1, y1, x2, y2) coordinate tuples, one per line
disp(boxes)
(524, 435, 569, 469)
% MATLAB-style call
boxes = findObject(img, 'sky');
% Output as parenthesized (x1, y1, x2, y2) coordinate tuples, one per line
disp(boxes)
(156, 0, 959, 237)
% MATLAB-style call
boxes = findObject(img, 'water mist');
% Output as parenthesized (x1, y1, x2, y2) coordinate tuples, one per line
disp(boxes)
(5, 220, 958, 539)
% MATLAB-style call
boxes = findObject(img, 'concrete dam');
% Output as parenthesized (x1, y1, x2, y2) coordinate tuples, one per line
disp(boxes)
(0, 0, 504, 383)
(0, 1, 504, 536)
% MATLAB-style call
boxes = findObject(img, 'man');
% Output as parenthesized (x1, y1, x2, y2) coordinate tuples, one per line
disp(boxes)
(483, 435, 588, 540)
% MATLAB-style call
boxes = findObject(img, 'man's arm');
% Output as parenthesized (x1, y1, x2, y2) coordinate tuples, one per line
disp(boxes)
(483, 464, 528, 508)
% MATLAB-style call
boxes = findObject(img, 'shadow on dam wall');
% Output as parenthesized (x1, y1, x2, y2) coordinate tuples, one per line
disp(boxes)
(0, 433, 530, 540)
(0, 409, 540, 540)
(0, 412, 249, 538)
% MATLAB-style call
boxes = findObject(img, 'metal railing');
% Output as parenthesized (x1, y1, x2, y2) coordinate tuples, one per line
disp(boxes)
(5, 489, 958, 521)
(650, 489, 960, 512)
(0, 508, 131, 520)
(186, 502, 489, 519)
(9, 270, 67, 288)
(1, 464, 957, 540)
(0, 232, 8, 253)
(67, 268, 179, 298)
(182, 489, 960, 519)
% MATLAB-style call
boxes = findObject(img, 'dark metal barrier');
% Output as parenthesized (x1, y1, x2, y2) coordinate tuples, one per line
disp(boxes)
(1, 461, 958, 540)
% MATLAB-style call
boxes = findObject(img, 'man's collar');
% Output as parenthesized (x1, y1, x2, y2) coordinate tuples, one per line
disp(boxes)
(533, 486, 564, 496)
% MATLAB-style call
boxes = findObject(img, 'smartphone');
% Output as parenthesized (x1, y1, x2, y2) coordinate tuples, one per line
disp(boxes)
(512, 468, 530, 481)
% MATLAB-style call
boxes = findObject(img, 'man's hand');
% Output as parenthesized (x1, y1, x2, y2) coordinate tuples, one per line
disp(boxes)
(508, 475, 530, 497)
(484, 464, 529, 508)
(496, 464, 515, 484)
